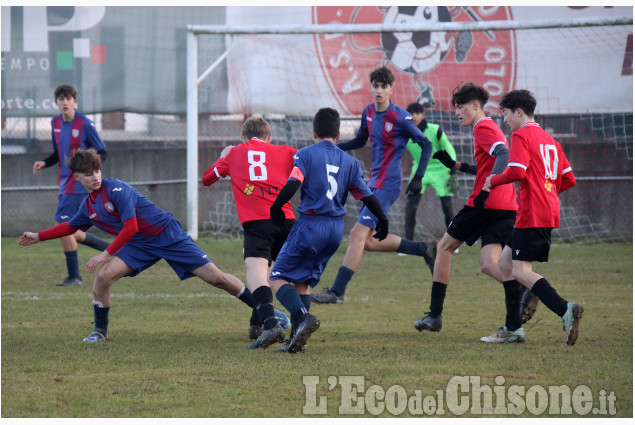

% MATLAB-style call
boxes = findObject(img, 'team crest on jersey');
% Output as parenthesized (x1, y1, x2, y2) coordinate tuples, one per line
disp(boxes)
(104, 202, 115, 212)
(244, 184, 255, 196)
(313, 6, 516, 115)
(385, 122, 393, 132)
(72, 129, 80, 138)
(544, 180, 554, 193)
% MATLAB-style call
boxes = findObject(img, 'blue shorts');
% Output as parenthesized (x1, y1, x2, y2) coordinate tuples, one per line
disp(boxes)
(55, 194, 86, 222)
(115, 220, 212, 280)
(269, 215, 344, 288)
(357, 188, 400, 228)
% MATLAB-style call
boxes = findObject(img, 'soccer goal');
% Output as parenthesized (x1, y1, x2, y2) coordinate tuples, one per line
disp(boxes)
(187, 7, 632, 242)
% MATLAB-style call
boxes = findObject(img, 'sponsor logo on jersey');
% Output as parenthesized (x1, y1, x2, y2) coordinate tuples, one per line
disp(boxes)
(104, 202, 114, 212)
(112, 187, 122, 192)
(544, 180, 554, 193)
(72, 129, 80, 138)
(244, 184, 255, 196)
(89, 213, 97, 219)
(313, 6, 516, 115)
(54, 129, 61, 133)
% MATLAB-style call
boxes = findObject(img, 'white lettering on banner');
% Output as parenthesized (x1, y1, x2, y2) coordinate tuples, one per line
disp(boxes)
(21, 6, 106, 53)
(483, 46, 508, 114)
(325, 32, 363, 96)
(2, 56, 50, 71)
(303, 375, 618, 416)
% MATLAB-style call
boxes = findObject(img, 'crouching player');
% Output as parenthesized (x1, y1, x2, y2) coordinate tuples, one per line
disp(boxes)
(19, 149, 268, 343)
(268, 107, 389, 353)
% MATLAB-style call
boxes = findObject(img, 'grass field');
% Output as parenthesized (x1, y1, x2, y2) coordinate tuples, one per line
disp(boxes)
(1, 237, 632, 418)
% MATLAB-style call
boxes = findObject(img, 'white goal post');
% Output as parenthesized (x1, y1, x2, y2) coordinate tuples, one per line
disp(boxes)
(186, 15, 632, 240)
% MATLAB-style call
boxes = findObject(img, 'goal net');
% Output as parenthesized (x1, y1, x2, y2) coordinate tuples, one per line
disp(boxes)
(188, 6, 632, 243)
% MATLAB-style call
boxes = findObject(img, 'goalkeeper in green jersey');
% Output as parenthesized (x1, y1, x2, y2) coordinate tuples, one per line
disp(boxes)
(404, 102, 458, 241)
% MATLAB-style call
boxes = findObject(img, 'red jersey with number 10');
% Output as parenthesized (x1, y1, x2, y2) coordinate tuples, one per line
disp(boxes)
(491, 123, 575, 228)
(202, 138, 297, 225)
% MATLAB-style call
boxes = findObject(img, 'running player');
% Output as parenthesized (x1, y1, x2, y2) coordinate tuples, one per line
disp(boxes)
(202, 117, 295, 349)
(20, 149, 262, 343)
(414, 82, 518, 333)
(481, 89, 582, 345)
(32, 84, 110, 286)
(268, 107, 389, 353)
(311, 67, 434, 305)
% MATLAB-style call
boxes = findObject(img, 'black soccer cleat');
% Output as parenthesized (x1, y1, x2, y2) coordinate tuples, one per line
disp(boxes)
(520, 288, 540, 324)
(414, 313, 442, 332)
(288, 314, 320, 354)
(249, 325, 263, 340)
(246, 324, 285, 349)
(310, 288, 343, 304)
(423, 240, 437, 276)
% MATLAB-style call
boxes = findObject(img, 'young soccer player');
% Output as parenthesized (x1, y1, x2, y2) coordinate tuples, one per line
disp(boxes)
(311, 67, 434, 305)
(403, 101, 458, 240)
(20, 149, 262, 343)
(32, 84, 110, 287)
(414, 82, 518, 333)
(482, 89, 582, 345)
(268, 107, 389, 353)
(202, 117, 295, 349)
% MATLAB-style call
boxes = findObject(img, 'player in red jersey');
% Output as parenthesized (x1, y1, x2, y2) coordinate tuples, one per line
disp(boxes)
(482, 89, 582, 345)
(203, 117, 296, 349)
(414, 82, 518, 333)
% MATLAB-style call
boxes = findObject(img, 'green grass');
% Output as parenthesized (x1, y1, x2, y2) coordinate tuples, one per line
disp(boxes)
(1, 237, 632, 417)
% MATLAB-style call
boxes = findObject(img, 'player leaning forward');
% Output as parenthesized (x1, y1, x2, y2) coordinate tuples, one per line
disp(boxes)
(19, 149, 266, 342)
(482, 89, 582, 345)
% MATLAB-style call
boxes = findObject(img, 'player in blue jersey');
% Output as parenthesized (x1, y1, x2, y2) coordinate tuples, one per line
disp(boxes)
(32, 84, 110, 287)
(20, 149, 264, 343)
(268, 107, 389, 353)
(311, 67, 435, 304)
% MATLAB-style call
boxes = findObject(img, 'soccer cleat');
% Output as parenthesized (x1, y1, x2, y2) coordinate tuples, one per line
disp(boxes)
(274, 308, 291, 329)
(520, 288, 540, 324)
(249, 325, 263, 340)
(82, 331, 107, 342)
(480, 326, 525, 343)
(423, 240, 437, 276)
(54, 277, 83, 287)
(288, 314, 320, 354)
(414, 313, 442, 332)
(246, 324, 285, 349)
(562, 302, 584, 346)
(310, 288, 343, 304)
(275, 339, 307, 353)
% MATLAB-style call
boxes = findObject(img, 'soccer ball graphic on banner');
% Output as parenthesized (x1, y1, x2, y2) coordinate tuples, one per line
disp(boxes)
(381, 6, 454, 74)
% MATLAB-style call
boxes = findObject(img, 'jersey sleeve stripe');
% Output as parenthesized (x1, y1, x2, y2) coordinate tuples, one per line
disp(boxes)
(213, 167, 222, 179)
(489, 141, 506, 155)
(562, 167, 572, 174)
(508, 162, 528, 170)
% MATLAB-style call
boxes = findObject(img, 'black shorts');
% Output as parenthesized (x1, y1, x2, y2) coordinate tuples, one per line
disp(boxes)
(447, 206, 516, 247)
(242, 219, 295, 266)
(506, 227, 552, 262)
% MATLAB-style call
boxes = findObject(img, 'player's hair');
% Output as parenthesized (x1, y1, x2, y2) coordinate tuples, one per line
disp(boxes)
(54, 84, 77, 100)
(242, 116, 272, 140)
(313, 107, 340, 140)
(500, 89, 537, 117)
(451, 82, 489, 108)
(67, 148, 102, 174)
(406, 102, 425, 114)
(369, 66, 394, 86)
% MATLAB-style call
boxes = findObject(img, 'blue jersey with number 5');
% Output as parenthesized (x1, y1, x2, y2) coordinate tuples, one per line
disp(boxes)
(290, 140, 373, 217)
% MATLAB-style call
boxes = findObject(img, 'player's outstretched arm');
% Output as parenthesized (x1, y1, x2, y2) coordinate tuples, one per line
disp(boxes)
(270, 179, 301, 226)
(18, 232, 40, 246)
(361, 194, 389, 241)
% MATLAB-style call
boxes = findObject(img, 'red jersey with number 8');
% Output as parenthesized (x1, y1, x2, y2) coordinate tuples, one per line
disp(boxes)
(202, 138, 297, 225)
